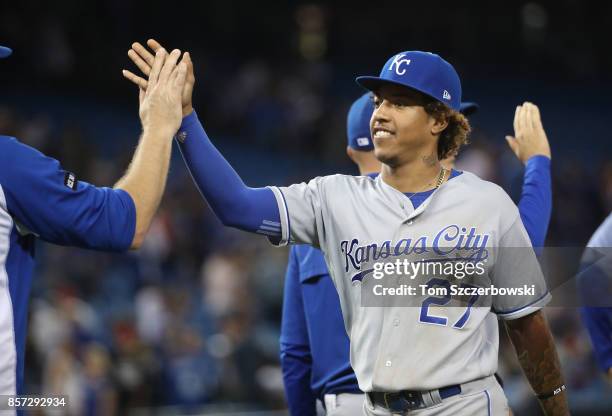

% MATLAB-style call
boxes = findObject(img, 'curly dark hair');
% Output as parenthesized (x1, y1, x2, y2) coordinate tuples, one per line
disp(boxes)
(424, 100, 471, 160)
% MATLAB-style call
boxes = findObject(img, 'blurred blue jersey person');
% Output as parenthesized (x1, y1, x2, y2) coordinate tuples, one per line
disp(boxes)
(578, 213, 612, 382)
(0, 43, 187, 407)
(280, 93, 553, 415)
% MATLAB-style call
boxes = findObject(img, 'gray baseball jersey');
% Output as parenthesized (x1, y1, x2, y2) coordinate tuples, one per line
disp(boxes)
(269, 171, 550, 392)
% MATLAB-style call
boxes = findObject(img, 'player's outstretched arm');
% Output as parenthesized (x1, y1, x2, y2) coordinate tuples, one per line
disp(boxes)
(506, 102, 552, 250)
(505, 310, 570, 415)
(0, 49, 185, 252)
(123, 40, 283, 240)
(115, 48, 188, 248)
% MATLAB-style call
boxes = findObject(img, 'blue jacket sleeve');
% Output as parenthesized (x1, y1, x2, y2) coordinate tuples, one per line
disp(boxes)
(518, 156, 552, 251)
(176, 111, 281, 239)
(577, 249, 612, 373)
(580, 306, 612, 372)
(280, 247, 317, 416)
(0, 136, 135, 251)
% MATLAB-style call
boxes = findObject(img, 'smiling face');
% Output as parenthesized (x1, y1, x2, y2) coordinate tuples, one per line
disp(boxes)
(370, 83, 446, 168)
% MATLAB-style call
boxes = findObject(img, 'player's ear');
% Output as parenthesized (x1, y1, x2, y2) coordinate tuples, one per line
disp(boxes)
(346, 146, 357, 163)
(430, 113, 449, 135)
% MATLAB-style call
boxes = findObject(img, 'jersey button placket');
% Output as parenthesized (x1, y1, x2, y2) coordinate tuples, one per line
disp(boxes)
(400, 200, 413, 217)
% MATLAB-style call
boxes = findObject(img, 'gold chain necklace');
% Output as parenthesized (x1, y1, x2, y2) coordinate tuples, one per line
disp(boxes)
(435, 167, 447, 189)
(405, 167, 447, 201)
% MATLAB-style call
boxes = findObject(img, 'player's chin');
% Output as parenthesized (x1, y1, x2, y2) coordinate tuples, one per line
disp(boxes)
(373, 147, 398, 166)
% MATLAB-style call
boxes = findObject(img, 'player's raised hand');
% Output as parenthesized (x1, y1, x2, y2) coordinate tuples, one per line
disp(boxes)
(505, 102, 551, 164)
(123, 39, 195, 117)
(135, 48, 187, 137)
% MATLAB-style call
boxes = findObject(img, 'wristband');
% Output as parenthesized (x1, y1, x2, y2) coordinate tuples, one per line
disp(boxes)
(536, 384, 566, 400)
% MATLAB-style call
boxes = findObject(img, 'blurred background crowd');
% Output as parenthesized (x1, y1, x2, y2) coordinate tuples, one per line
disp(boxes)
(1, 1, 611, 415)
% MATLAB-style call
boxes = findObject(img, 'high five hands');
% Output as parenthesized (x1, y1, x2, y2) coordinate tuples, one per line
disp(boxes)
(123, 39, 195, 118)
(122, 46, 188, 138)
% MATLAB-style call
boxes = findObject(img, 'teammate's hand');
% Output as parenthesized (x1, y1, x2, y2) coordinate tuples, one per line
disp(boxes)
(135, 48, 187, 137)
(123, 39, 195, 117)
(505, 102, 551, 165)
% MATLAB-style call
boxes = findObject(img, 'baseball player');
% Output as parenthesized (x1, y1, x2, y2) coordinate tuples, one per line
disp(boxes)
(126, 41, 568, 415)
(281, 93, 552, 415)
(577, 212, 612, 382)
(0, 44, 187, 414)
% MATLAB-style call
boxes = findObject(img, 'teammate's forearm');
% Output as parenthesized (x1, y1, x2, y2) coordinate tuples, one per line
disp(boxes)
(505, 311, 569, 415)
(280, 346, 317, 415)
(176, 111, 281, 234)
(115, 130, 173, 248)
(518, 155, 552, 250)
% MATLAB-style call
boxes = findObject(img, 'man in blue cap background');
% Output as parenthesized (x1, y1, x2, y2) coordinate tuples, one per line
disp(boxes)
(125, 42, 567, 415)
(279, 94, 379, 416)
(0, 43, 187, 412)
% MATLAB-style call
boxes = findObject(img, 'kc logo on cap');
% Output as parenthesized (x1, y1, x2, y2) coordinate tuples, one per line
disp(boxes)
(388, 54, 412, 76)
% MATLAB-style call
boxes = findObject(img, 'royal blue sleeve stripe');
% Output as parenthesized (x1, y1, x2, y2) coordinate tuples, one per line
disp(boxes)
(263, 220, 281, 227)
(260, 225, 281, 232)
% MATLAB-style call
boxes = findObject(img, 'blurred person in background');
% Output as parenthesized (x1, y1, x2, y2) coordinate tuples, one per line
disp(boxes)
(578, 213, 612, 383)
(42, 341, 84, 416)
(81, 343, 118, 416)
(112, 319, 160, 410)
(0, 44, 186, 408)
(161, 323, 219, 409)
(43, 341, 117, 416)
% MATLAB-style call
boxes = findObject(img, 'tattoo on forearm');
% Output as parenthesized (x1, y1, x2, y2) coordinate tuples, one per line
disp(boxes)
(507, 311, 569, 415)
(516, 341, 560, 394)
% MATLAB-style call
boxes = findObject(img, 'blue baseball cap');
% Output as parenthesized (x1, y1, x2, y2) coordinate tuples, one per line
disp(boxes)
(356, 51, 462, 111)
(347, 93, 375, 151)
(460, 101, 479, 116)
(0, 46, 12, 59)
